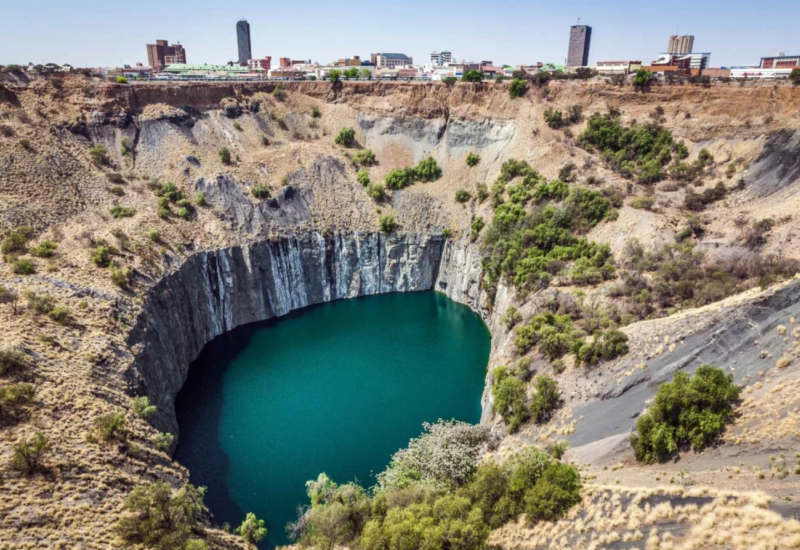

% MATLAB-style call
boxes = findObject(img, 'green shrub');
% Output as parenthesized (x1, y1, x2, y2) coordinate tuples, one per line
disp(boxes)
(110, 205, 135, 219)
(0, 348, 27, 376)
(235, 512, 267, 544)
(311, 106, 322, 118)
(89, 145, 110, 165)
(523, 461, 582, 522)
(1, 227, 32, 254)
(470, 217, 485, 241)
(352, 149, 376, 166)
(501, 306, 522, 329)
(379, 215, 397, 234)
(115, 482, 205, 549)
(11, 432, 50, 474)
(91, 245, 112, 267)
(335, 127, 356, 147)
(414, 157, 442, 182)
(218, 147, 231, 164)
(385, 168, 413, 190)
(462, 70, 484, 82)
(476, 182, 489, 202)
(232, 121, 242, 132)
(48, 307, 70, 325)
(132, 396, 157, 421)
(632, 69, 654, 88)
(492, 367, 529, 432)
(466, 152, 481, 167)
(366, 183, 385, 200)
(631, 196, 655, 210)
(120, 137, 132, 156)
(110, 263, 132, 287)
(0, 382, 34, 420)
(630, 365, 740, 463)
(90, 411, 126, 442)
(576, 329, 629, 365)
(22, 291, 55, 314)
(697, 148, 715, 165)
(195, 192, 207, 207)
(11, 259, 34, 275)
(544, 108, 564, 129)
(357, 169, 370, 186)
(251, 184, 270, 199)
(116, 76, 128, 84)
(509, 78, 527, 99)
(153, 432, 174, 452)
(529, 375, 560, 423)
(514, 312, 582, 360)
(455, 189, 471, 203)
(185, 540, 208, 550)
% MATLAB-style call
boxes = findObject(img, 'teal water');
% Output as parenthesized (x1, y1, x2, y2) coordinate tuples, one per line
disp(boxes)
(175, 292, 490, 547)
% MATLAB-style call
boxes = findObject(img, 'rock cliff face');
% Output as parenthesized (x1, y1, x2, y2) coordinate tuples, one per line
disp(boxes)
(126, 231, 493, 434)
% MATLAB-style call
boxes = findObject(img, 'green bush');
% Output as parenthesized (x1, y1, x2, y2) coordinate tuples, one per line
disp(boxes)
(132, 396, 157, 421)
(11, 259, 34, 275)
(352, 149, 376, 166)
(357, 169, 370, 186)
(311, 106, 322, 118)
(501, 306, 522, 329)
(23, 291, 55, 314)
(251, 184, 270, 199)
(0, 348, 27, 376)
(523, 461, 582, 522)
(115, 482, 206, 549)
(476, 183, 489, 203)
(630, 365, 740, 463)
(514, 312, 582, 360)
(414, 157, 442, 182)
(110, 205, 135, 219)
(529, 375, 560, 423)
(462, 70, 484, 82)
(576, 329, 629, 365)
(543, 108, 564, 129)
(116, 76, 128, 84)
(89, 145, 110, 165)
(48, 306, 70, 325)
(110, 263, 132, 288)
(455, 189, 471, 203)
(366, 183, 385, 200)
(470, 217, 485, 241)
(385, 168, 413, 190)
(632, 69, 654, 88)
(153, 432, 175, 452)
(91, 245, 112, 267)
(492, 367, 529, 432)
(1, 227, 32, 254)
(329, 69, 341, 83)
(235, 512, 267, 544)
(631, 196, 655, 210)
(508, 78, 527, 99)
(466, 152, 481, 167)
(90, 411, 126, 442)
(195, 192, 207, 207)
(232, 121, 242, 132)
(335, 127, 356, 147)
(379, 215, 397, 234)
(11, 432, 50, 474)
(218, 147, 231, 164)
(0, 383, 34, 421)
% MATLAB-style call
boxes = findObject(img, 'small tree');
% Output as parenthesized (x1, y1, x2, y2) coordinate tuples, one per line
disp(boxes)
(235, 512, 267, 545)
(334, 127, 356, 147)
(357, 169, 370, 186)
(509, 78, 527, 99)
(11, 432, 50, 474)
(218, 147, 231, 165)
(328, 69, 341, 83)
(543, 108, 564, 129)
(632, 69, 654, 89)
(0, 285, 20, 314)
(89, 145, 110, 165)
(466, 152, 481, 167)
(116, 76, 128, 84)
(415, 157, 442, 182)
(454, 189, 471, 203)
(529, 375, 560, 423)
(462, 70, 484, 82)
(379, 215, 397, 234)
(361, 68, 372, 80)
(132, 396, 157, 421)
(366, 183, 384, 200)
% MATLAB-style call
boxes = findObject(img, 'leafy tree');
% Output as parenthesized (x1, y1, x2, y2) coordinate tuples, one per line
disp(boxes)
(22, 291, 55, 314)
(529, 376, 560, 423)
(335, 127, 356, 147)
(492, 367, 529, 432)
(116, 76, 128, 84)
(235, 512, 267, 545)
(91, 245, 112, 267)
(343, 67, 359, 80)
(462, 70, 484, 82)
(508, 78, 527, 99)
(523, 461, 582, 523)
(632, 69, 654, 89)
(630, 365, 741, 463)
(379, 215, 397, 234)
(218, 147, 231, 164)
(154, 432, 175, 452)
(361, 68, 372, 80)
(11, 432, 50, 474)
(442, 76, 457, 85)
(328, 69, 341, 83)
(455, 189, 471, 203)
(132, 396, 157, 421)
(0, 348, 27, 376)
(115, 482, 206, 550)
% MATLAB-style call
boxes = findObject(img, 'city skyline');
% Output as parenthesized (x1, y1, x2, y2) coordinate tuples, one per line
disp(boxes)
(0, 0, 798, 69)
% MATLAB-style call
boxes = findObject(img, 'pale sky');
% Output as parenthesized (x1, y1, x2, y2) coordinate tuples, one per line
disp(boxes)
(0, 0, 797, 68)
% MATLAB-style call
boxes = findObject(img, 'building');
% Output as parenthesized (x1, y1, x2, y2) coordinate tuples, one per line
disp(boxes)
(249, 57, 272, 71)
(430, 51, 453, 65)
(161, 63, 264, 79)
(596, 61, 642, 75)
(336, 56, 363, 67)
(652, 52, 710, 70)
(146, 40, 186, 72)
(760, 54, 799, 69)
(668, 35, 695, 55)
(236, 20, 252, 66)
(372, 53, 413, 68)
(567, 25, 592, 67)
(730, 67, 795, 79)
(480, 65, 504, 77)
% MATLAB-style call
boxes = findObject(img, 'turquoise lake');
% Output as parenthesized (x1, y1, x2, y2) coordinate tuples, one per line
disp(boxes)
(175, 291, 490, 547)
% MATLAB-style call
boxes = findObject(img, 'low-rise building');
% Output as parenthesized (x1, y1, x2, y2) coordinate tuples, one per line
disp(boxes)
(336, 56, 363, 67)
(162, 63, 264, 78)
(480, 65, 504, 77)
(596, 60, 642, 75)
(730, 67, 795, 79)
(249, 57, 272, 71)
(652, 52, 710, 70)
(759, 55, 799, 69)
(372, 53, 413, 68)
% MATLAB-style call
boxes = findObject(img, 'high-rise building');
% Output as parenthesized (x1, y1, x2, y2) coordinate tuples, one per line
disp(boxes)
(236, 20, 252, 66)
(567, 25, 592, 67)
(146, 40, 186, 71)
(430, 51, 453, 65)
(668, 35, 695, 55)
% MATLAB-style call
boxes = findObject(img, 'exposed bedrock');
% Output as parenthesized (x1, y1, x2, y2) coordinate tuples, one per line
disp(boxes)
(126, 231, 490, 435)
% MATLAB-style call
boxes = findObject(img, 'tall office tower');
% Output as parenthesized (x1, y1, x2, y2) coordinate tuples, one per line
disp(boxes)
(567, 25, 592, 67)
(236, 20, 252, 66)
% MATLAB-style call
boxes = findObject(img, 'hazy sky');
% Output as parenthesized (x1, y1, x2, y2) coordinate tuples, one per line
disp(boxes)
(1, 0, 796, 68)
